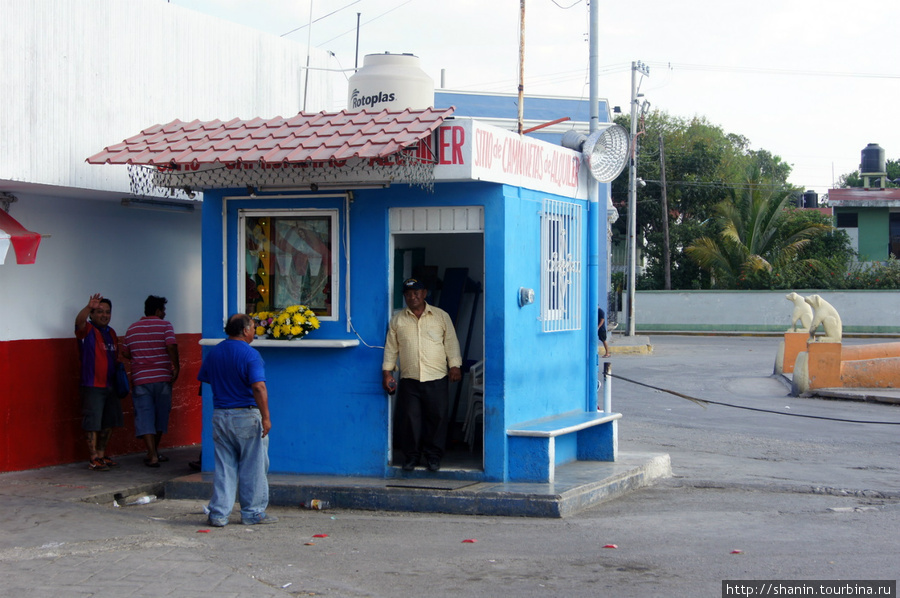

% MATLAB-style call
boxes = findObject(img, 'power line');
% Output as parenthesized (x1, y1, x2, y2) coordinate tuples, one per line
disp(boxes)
(646, 61, 900, 81)
(316, 0, 416, 47)
(280, 0, 362, 37)
(464, 59, 900, 95)
(612, 373, 900, 425)
(451, 63, 630, 93)
(548, 0, 584, 9)
(640, 179, 800, 190)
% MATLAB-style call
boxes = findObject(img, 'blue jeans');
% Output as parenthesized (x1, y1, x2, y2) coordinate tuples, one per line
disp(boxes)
(132, 382, 172, 437)
(207, 408, 270, 525)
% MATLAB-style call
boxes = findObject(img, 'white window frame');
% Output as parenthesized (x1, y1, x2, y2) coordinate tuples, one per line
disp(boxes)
(540, 198, 582, 332)
(238, 208, 340, 321)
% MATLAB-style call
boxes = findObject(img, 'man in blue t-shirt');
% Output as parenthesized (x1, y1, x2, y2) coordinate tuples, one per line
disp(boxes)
(198, 313, 276, 527)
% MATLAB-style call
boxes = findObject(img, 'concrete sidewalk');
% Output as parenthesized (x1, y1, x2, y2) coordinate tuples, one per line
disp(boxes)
(3, 335, 898, 597)
(0, 445, 671, 518)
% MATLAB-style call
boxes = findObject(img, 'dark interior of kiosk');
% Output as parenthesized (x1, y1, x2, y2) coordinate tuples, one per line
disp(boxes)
(391, 236, 484, 471)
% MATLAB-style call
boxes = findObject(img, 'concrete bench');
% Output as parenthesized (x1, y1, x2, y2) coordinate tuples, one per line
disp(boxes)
(507, 410, 621, 482)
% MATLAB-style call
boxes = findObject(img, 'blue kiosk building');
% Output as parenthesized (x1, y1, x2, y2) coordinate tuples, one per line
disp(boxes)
(89, 87, 623, 486)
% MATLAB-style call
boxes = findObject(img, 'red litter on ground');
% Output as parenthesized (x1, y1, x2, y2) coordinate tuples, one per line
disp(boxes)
(731, 550, 743, 554)
(313, 534, 328, 538)
(197, 529, 210, 533)
(603, 544, 618, 549)
(462, 539, 477, 543)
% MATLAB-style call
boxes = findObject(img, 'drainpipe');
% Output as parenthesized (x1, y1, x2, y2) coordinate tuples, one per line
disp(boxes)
(586, 0, 600, 412)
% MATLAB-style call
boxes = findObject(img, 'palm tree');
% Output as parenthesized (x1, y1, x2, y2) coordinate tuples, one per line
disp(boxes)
(686, 171, 830, 288)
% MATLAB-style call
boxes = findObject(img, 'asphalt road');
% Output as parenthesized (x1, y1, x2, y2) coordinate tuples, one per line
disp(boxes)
(2, 335, 898, 597)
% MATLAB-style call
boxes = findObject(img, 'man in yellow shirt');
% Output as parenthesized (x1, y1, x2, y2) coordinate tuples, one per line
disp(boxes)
(382, 278, 462, 472)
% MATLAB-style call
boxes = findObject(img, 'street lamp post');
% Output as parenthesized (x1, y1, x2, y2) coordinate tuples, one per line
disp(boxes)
(625, 61, 649, 336)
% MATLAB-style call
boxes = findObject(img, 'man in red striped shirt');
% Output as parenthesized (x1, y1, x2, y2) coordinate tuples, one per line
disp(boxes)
(122, 295, 180, 467)
(75, 293, 123, 471)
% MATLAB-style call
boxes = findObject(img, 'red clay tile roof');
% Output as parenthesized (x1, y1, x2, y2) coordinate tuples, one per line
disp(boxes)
(87, 107, 455, 166)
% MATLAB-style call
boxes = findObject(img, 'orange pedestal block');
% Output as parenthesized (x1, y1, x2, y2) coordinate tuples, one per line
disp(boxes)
(792, 340, 900, 396)
(780, 332, 809, 374)
(806, 342, 843, 390)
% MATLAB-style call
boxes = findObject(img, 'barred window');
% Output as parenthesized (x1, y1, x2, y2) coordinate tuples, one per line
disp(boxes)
(540, 199, 582, 332)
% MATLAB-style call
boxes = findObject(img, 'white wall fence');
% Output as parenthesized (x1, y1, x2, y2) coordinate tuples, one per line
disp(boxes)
(627, 290, 900, 335)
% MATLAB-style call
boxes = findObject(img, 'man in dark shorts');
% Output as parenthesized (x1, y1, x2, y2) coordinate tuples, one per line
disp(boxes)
(598, 307, 611, 358)
(75, 293, 124, 471)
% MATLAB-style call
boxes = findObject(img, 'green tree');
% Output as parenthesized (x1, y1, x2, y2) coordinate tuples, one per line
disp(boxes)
(837, 158, 900, 188)
(611, 111, 794, 290)
(639, 219, 711, 290)
(685, 170, 831, 289)
(770, 209, 856, 289)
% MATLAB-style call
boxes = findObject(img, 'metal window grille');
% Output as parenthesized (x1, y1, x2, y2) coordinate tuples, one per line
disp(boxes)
(540, 198, 582, 332)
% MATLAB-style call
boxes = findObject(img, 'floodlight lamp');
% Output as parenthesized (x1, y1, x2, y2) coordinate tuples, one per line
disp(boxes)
(561, 124, 631, 183)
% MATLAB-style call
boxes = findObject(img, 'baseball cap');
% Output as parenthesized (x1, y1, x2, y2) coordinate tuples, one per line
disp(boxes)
(402, 278, 425, 291)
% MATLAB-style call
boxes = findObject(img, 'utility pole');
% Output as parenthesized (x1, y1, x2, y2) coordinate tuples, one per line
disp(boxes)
(517, 0, 526, 135)
(659, 133, 671, 290)
(625, 61, 649, 336)
(587, 0, 600, 411)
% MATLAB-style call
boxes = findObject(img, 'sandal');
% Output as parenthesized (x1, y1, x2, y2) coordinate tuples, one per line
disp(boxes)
(143, 458, 160, 468)
(101, 456, 119, 467)
(89, 458, 110, 471)
(156, 454, 169, 463)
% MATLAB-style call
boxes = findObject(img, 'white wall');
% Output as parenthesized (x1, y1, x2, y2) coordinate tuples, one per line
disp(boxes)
(0, 191, 201, 341)
(632, 290, 900, 334)
(0, 0, 346, 341)
(0, 0, 339, 197)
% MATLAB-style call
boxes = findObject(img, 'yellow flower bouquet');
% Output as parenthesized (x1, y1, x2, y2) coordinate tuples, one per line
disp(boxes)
(249, 305, 321, 340)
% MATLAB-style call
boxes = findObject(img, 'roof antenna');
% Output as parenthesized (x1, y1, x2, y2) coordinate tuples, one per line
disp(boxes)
(354, 12, 361, 70)
(302, 1, 314, 112)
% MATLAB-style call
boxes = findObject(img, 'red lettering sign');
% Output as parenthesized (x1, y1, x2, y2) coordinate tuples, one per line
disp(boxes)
(438, 126, 466, 165)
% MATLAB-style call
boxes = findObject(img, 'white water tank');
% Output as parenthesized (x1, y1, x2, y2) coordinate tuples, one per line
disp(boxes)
(347, 53, 434, 112)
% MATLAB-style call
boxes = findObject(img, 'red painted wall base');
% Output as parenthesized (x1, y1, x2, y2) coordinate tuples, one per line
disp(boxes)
(0, 334, 202, 472)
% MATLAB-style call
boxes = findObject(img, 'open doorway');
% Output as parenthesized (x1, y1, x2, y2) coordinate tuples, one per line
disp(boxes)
(389, 207, 484, 471)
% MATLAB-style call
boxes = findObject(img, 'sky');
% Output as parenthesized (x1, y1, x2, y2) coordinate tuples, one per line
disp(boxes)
(169, 0, 900, 196)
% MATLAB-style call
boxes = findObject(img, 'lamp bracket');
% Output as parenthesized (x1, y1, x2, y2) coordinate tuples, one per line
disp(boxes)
(0, 192, 18, 213)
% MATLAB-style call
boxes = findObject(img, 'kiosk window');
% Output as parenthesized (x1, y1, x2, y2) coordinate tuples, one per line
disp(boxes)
(241, 210, 337, 319)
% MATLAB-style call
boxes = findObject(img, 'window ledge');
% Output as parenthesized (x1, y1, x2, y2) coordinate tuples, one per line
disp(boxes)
(199, 338, 359, 348)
